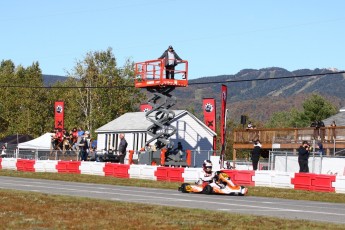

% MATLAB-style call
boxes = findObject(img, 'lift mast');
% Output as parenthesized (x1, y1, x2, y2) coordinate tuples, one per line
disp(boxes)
(134, 59, 188, 151)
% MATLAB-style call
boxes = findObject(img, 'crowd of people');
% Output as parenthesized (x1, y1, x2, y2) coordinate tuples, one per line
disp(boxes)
(51, 127, 96, 161)
(50, 129, 130, 163)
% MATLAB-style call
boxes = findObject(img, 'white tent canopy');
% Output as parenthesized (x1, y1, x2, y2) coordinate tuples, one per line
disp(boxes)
(17, 132, 53, 149)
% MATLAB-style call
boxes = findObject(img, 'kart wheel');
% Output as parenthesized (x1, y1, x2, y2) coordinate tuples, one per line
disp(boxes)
(238, 186, 248, 196)
(179, 183, 191, 193)
(202, 185, 213, 195)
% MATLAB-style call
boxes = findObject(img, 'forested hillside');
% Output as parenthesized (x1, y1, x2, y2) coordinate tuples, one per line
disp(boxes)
(173, 67, 344, 124)
(42, 67, 344, 126)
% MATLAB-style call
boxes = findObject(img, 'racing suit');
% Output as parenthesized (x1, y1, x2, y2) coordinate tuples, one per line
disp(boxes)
(197, 170, 236, 189)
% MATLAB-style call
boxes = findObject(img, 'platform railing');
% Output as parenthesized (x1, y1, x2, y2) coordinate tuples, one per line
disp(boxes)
(234, 126, 343, 144)
(134, 59, 188, 88)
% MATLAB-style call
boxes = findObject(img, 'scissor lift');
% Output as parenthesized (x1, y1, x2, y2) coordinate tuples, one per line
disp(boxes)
(134, 59, 188, 156)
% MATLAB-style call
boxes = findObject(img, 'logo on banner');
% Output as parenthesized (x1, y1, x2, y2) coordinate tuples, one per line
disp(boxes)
(204, 103, 213, 112)
(207, 120, 214, 128)
(57, 120, 63, 127)
(56, 105, 63, 113)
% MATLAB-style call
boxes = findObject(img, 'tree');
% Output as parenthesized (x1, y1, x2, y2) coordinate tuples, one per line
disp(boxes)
(0, 60, 50, 138)
(265, 94, 338, 128)
(64, 47, 144, 133)
(301, 94, 337, 124)
(265, 108, 302, 128)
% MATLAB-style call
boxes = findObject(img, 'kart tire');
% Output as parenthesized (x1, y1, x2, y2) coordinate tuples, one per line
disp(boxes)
(202, 185, 213, 195)
(238, 186, 247, 196)
(179, 183, 191, 193)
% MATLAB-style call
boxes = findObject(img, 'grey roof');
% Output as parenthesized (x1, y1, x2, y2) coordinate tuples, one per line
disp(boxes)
(323, 111, 345, 126)
(95, 110, 216, 135)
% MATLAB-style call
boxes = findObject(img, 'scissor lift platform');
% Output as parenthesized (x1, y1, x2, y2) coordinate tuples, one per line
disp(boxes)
(134, 59, 188, 88)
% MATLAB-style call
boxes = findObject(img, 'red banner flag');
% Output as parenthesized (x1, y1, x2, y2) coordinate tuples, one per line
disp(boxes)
(220, 85, 227, 164)
(140, 103, 153, 112)
(54, 101, 64, 130)
(203, 98, 216, 132)
(203, 98, 216, 150)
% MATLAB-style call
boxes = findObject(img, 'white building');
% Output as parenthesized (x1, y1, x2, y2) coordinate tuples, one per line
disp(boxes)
(95, 110, 216, 153)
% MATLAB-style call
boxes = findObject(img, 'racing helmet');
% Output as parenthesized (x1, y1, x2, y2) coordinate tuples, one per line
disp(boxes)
(203, 160, 212, 173)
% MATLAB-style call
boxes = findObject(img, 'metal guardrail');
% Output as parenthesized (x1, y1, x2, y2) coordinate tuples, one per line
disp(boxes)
(131, 149, 218, 168)
(234, 126, 342, 144)
(1, 148, 218, 168)
(268, 150, 345, 174)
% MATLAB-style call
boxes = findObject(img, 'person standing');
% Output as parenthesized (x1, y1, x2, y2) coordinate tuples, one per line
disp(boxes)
(311, 121, 319, 140)
(317, 142, 324, 156)
(71, 127, 79, 151)
(318, 120, 325, 142)
(1, 144, 6, 157)
(79, 131, 90, 161)
(118, 133, 128, 164)
(175, 141, 184, 161)
(251, 140, 261, 170)
(158, 45, 182, 79)
(298, 141, 310, 173)
(330, 120, 336, 141)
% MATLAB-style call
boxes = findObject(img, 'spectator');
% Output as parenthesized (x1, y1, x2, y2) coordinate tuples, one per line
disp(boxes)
(52, 128, 64, 150)
(175, 141, 184, 161)
(71, 127, 79, 151)
(118, 133, 128, 164)
(247, 121, 253, 129)
(317, 142, 325, 156)
(318, 120, 325, 142)
(330, 120, 336, 141)
(1, 144, 6, 157)
(298, 141, 310, 173)
(251, 140, 261, 170)
(79, 131, 90, 161)
(62, 129, 71, 151)
(158, 45, 182, 79)
(311, 120, 319, 140)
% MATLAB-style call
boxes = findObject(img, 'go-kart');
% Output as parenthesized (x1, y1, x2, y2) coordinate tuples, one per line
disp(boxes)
(178, 172, 248, 196)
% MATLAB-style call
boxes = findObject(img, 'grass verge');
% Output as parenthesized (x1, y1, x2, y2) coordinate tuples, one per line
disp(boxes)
(1, 169, 345, 203)
(1, 189, 345, 230)
(1, 169, 345, 229)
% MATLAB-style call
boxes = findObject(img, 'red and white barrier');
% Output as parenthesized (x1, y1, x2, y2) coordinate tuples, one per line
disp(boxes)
(0, 158, 345, 194)
(253, 170, 274, 187)
(80, 161, 105, 176)
(128, 165, 157, 180)
(182, 168, 203, 182)
(1, 158, 18, 170)
(333, 176, 345, 193)
(271, 172, 294, 189)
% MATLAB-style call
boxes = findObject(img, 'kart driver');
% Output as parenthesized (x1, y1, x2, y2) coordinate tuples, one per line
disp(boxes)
(197, 160, 236, 189)
(200, 160, 217, 183)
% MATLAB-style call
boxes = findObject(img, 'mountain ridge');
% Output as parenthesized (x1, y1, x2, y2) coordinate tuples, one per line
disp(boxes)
(43, 67, 345, 124)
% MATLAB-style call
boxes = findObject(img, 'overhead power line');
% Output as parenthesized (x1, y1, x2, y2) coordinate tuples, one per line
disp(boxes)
(189, 70, 345, 85)
(0, 71, 344, 89)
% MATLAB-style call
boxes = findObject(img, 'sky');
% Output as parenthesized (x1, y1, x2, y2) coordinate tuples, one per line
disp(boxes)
(1, 0, 345, 79)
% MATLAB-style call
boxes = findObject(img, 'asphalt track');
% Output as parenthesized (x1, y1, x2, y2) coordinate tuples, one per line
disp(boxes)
(1, 176, 345, 225)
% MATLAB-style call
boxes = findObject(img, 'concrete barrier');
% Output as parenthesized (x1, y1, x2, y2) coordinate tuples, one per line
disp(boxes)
(1, 158, 17, 170)
(2, 159, 345, 194)
(333, 176, 345, 194)
(253, 170, 273, 187)
(271, 171, 294, 189)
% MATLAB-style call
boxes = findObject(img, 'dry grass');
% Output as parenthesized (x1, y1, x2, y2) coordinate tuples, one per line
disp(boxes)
(0, 189, 344, 230)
